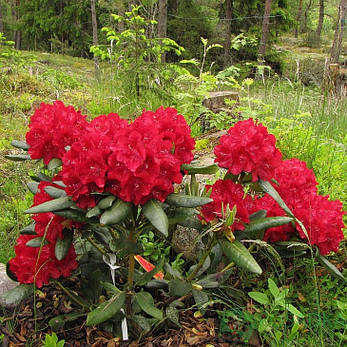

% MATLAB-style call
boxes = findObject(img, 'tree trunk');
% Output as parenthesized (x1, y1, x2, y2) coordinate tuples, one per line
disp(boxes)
(316, 0, 324, 39)
(223, 0, 233, 68)
(90, 0, 100, 81)
(330, 0, 346, 63)
(294, 0, 303, 38)
(158, 0, 168, 63)
(335, 0, 347, 62)
(11, 0, 21, 49)
(303, 0, 313, 33)
(0, 1, 4, 34)
(258, 0, 273, 63)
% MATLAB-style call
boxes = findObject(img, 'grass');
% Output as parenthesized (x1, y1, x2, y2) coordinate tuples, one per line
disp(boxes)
(0, 48, 346, 345)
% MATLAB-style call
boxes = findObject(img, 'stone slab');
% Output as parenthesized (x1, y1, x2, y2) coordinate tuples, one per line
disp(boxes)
(0, 262, 18, 308)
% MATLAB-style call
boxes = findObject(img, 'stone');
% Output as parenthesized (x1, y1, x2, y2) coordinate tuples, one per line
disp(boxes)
(0, 262, 18, 308)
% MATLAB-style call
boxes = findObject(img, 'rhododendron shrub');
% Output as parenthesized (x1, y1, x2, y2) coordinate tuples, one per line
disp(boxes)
(5, 101, 345, 337)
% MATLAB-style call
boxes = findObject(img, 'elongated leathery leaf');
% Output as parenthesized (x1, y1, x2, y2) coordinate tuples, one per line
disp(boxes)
(220, 239, 262, 274)
(317, 254, 346, 281)
(243, 216, 293, 239)
(55, 230, 74, 261)
(100, 199, 131, 225)
(143, 199, 168, 237)
(166, 193, 212, 208)
(5, 154, 31, 161)
(135, 291, 163, 320)
(86, 206, 102, 218)
(11, 140, 30, 150)
(27, 181, 39, 194)
(259, 179, 294, 218)
(181, 163, 219, 174)
(86, 291, 126, 326)
(20, 223, 36, 235)
(26, 237, 49, 247)
(98, 195, 116, 209)
(54, 209, 88, 223)
(24, 197, 74, 214)
(45, 186, 66, 198)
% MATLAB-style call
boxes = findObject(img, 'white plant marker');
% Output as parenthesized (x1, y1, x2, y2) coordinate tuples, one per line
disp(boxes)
(103, 254, 128, 341)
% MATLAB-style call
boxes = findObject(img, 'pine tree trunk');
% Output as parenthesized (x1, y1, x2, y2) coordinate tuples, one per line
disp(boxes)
(0, 1, 4, 34)
(258, 0, 273, 63)
(11, 0, 21, 49)
(294, 0, 303, 38)
(330, 0, 346, 63)
(316, 0, 324, 39)
(158, 0, 168, 63)
(223, 0, 233, 68)
(90, 0, 100, 81)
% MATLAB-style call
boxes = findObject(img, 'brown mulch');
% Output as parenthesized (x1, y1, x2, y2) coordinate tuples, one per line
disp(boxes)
(0, 279, 260, 347)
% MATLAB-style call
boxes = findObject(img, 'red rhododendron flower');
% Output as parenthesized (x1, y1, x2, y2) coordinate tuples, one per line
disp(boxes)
(26, 101, 88, 165)
(201, 180, 252, 231)
(9, 234, 78, 288)
(62, 107, 194, 206)
(214, 118, 282, 181)
(294, 193, 345, 255)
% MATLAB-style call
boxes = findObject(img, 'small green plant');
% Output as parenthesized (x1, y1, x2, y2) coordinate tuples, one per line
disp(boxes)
(43, 332, 65, 347)
(246, 278, 304, 346)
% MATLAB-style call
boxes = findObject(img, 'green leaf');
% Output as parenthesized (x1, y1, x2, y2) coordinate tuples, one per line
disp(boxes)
(55, 230, 74, 261)
(54, 209, 88, 222)
(110, 239, 144, 256)
(143, 199, 168, 237)
(11, 140, 29, 150)
(0, 284, 33, 306)
(27, 181, 39, 194)
(220, 239, 262, 275)
(26, 237, 49, 247)
(166, 193, 212, 208)
(49, 312, 85, 331)
(135, 291, 163, 320)
(169, 279, 192, 297)
(86, 291, 126, 326)
(317, 254, 346, 281)
(5, 154, 31, 161)
(24, 196, 74, 214)
(181, 163, 219, 175)
(47, 158, 62, 170)
(248, 291, 269, 305)
(192, 289, 209, 307)
(145, 280, 169, 290)
(100, 199, 131, 225)
(20, 223, 36, 235)
(44, 186, 66, 198)
(249, 209, 267, 221)
(258, 179, 294, 217)
(166, 305, 181, 326)
(98, 195, 116, 209)
(86, 205, 102, 218)
(244, 216, 293, 236)
(287, 304, 304, 318)
(268, 278, 280, 298)
(100, 282, 122, 294)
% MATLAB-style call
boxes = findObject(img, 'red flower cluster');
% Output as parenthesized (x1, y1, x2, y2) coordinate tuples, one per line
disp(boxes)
(9, 181, 79, 287)
(26, 101, 88, 165)
(201, 180, 252, 231)
(62, 107, 195, 206)
(9, 234, 77, 288)
(252, 159, 345, 254)
(214, 118, 282, 182)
